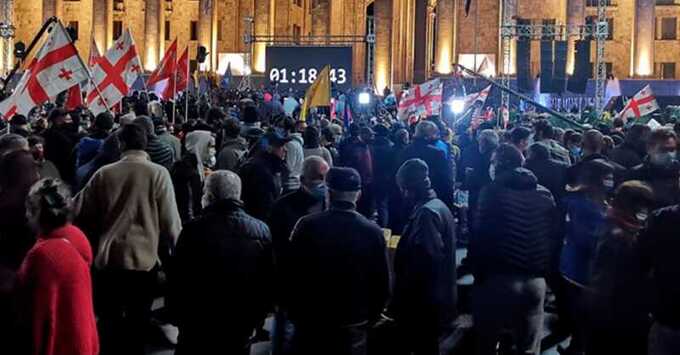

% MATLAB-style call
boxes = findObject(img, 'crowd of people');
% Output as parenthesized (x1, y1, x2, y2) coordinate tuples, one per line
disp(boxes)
(0, 87, 678, 355)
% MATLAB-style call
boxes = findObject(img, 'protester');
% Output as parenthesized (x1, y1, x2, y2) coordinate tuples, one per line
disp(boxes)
(133, 116, 175, 170)
(268, 156, 330, 354)
(42, 108, 80, 184)
(74, 123, 182, 355)
(288, 167, 390, 355)
(13, 178, 99, 355)
(169, 171, 273, 355)
(154, 116, 182, 162)
(276, 116, 304, 193)
(74, 133, 121, 192)
(466, 129, 498, 229)
(171, 130, 215, 223)
(567, 129, 625, 186)
(339, 125, 375, 219)
(0, 133, 29, 157)
(370, 124, 395, 227)
(75, 112, 114, 168)
(470, 144, 558, 355)
(534, 120, 571, 164)
(627, 128, 680, 209)
(388, 159, 457, 355)
(509, 126, 532, 156)
(525, 142, 569, 201)
(27, 135, 61, 179)
(639, 200, 680, 355)
(302, 126, 333, 166)
(609, 124, 650, 169)
(558, 159, 614, 355)
(239, 131, 290, 221)
(588, 181, 655, 355)
(9, 115, 30, 137)
(399, 121, 455, 209)
(216, 118, 248, 171)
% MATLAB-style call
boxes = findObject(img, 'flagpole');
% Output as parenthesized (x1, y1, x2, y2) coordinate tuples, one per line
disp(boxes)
(59, 20, 112, 114)
(185, 62, 190, 122)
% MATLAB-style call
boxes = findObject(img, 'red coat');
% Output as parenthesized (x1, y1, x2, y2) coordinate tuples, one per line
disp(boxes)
(16, 224, 99, 355)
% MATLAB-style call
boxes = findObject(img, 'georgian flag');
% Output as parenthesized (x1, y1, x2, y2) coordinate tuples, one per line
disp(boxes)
(617, 84, 659, 122)
(87, 29, 143, 115)
(0, 21, 91, 119)
(397, 78, 443, 122)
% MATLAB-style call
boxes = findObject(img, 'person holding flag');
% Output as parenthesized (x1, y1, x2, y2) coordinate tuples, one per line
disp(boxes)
(299, 65, 331, 122)
(616, 84, 659, 123)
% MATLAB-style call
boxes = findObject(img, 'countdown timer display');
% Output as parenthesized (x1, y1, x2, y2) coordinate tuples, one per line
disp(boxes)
(266, 46, 353, 91)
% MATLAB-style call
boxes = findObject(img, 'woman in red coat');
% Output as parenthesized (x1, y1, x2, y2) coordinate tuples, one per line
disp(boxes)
(15, 178, 99, 355)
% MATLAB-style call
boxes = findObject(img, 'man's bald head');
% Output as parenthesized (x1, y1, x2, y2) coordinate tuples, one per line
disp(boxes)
(301, 156, 330, 188)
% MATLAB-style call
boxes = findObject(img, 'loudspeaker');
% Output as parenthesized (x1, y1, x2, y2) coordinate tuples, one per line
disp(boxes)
(568, 40, 591, 94)
(516, 39, 532, 93)
(553, 41, 568, 94)
(540, 41, 554, 93)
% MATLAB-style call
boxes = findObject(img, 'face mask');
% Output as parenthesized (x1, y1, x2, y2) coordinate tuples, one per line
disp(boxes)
(275, 127, 287, 136)
(635, 210, 649, 223)
(489, 164, 496, 181)
(650, 151, 677, 166)
(603, 178, 615, 190)
(570, 147, 582, 157)
(308, 183, 328, 201)
(32, 150, 44, 161)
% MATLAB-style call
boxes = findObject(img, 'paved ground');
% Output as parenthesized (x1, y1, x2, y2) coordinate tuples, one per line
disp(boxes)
(146, 248, 572, 355)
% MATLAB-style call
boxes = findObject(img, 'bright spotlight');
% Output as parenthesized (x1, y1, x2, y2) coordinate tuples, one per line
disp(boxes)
(358, 92, 371, 105)
(450, 99, 465, 114)
(243, 65, 252, 75)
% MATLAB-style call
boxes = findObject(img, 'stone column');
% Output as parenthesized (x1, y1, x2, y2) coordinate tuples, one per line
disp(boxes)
(374, 0, 393, 90)
(634, 0, 654, 76)
(311, 0, 330, 41)
(566, 0, 584, 74)
(92, 0, 111, 54)
(413, 0, 428, 82)
(253, 0, 273, 73)
(434, 0, 454, 74)
(199, 0, 218, 71)
(43, 0, 63, 22)
(144, 0, 161, 71)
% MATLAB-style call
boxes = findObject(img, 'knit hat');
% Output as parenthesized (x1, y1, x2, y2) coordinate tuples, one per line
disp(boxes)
(396, 158, 431, 190)
(327, 167, 362, 191)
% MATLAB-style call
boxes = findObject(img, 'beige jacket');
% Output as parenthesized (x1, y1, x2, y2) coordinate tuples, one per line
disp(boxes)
(75, 150, 182, 271)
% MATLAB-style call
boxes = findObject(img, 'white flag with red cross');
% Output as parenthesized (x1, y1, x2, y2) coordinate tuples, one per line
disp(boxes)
(397, 78, 442, 122)
(0, 21, 91, 119)
(617, 84, 659, 122)
(87, 29, 143, 116)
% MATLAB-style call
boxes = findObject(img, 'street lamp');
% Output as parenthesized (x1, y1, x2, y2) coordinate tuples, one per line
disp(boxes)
(450, 98, 465, 114)
(358, 92, 371, 105)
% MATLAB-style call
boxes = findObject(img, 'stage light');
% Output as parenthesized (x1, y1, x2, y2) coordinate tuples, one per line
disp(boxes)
(358, 92, 371, 105)
(450, 99, 465, 114)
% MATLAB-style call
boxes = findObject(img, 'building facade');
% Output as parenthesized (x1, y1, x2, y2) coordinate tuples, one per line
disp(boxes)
(3, 0, 680, 90)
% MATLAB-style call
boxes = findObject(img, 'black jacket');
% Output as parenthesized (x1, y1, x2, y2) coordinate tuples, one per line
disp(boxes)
(371, 136, 395, 192)
(609, 142, 645, 169)
(389, 192, 457, 327)
(567, 153, 626, 187)
(639, 205, 680, 329)
(168, 199, 273, 347)
(288, 201, 390, 327)
(525, 155, 569, 202)
(43, 125, 80, 185)
(471, 168, 558, 280)
(238, 152, 288, 221)
(626, 159, 680, 209)
(171, 153, 203, 224)
(399, 139, 455, 208)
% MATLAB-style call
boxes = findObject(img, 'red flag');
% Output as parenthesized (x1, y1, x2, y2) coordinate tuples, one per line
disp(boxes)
(147, 39, 177, 87)
(64, 84, 82, 111)
(176, 47, 189, 92)
(0, 21, 90, 119)
(87, 29, 143, 115)
(88, 36, 101, 67)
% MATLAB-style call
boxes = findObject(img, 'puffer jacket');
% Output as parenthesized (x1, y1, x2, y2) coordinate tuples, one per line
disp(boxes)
(471, 168, 558, 280)
(559, 191, 608, 286)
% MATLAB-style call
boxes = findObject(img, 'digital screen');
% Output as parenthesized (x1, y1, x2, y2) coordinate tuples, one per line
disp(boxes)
(265, 46, 353, 91)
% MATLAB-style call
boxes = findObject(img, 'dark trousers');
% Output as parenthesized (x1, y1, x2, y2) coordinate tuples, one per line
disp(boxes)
(374, 188, 390, 228)
(392, 321, 440, 355)
(357, 184, 376, 220)
(472, 275, 546, 355)
(562, 278, 589, 354)
(292, 322, 368, 355)
(94, 268, 157, 355)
